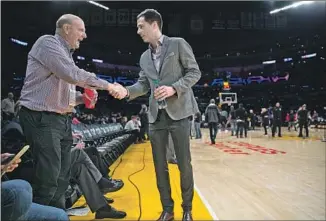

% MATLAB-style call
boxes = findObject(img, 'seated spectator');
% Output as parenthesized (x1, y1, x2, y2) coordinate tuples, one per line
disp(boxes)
(69, 147, 126, 219)
(124, 116, 143, 143)
(1, 92, 15, 121)
(120, 116, 127, 128)
(1, 153, 69, 221)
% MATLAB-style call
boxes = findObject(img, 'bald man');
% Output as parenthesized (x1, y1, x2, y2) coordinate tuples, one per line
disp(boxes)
(18, 14, 125, 218)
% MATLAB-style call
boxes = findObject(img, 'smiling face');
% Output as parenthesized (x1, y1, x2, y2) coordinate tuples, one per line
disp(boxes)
(136, 16, 158, 44)
(64, 18, 87, 50)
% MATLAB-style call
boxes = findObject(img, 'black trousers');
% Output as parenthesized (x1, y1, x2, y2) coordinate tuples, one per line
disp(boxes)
(149, 110, 194, 213)
(272, 121, 282, 137)
(299, 121, 309, 137)
(140, 124, 149, 140)
(236, 121, 247, 137)
(208, 122, 218, 143)
(263, 123, 268, 135)
(18, 107, 72, 209)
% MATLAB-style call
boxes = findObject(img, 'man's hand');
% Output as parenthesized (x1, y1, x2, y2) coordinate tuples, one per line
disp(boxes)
(109, 83, 128, 100)
(154, 86, 176, 101)
(93, 90, 98, 102)
(1, 153, 21, 173)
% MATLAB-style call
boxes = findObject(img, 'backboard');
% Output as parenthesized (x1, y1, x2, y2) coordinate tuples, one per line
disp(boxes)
(219, 92, 237, 105)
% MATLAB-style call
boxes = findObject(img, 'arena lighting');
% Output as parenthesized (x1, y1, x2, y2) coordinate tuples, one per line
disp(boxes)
(77, 56, 85, 60)
(92, 59, 103, 63)
(10, 38, 28, 46)
(270, 1, 315, 14)
(262, 60, 276, 64)
(87, 1, 109, 10)
(284, 57, 293, 62)
(301, 53, 317, 59)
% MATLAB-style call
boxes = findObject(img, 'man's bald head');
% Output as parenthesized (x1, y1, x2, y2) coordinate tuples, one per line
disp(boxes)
(55, 14, 82, 33)
(55, 14, 87, 50)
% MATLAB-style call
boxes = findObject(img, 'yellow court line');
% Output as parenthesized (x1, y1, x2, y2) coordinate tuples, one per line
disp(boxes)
(70, 142, 214, 220)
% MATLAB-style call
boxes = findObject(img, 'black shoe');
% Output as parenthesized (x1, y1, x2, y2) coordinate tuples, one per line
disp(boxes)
(100, 180, 124, 194)
(182, 211, 193, 221)
(157, 211, 174, 221)
(95, 206, 126, 219)
(108, 177, 123, 183)
(104, 196, 114, 204)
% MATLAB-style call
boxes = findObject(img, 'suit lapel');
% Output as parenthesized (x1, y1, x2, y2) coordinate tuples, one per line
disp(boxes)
(158, 36, 170, 74)
(146, 49, 159, 78)
(144, 35, 170, 79)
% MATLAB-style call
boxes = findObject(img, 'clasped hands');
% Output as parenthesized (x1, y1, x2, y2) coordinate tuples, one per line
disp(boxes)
(109, 83, 176, 101)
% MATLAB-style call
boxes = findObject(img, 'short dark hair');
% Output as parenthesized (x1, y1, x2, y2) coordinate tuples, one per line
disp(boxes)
(137, 9, 163, 31)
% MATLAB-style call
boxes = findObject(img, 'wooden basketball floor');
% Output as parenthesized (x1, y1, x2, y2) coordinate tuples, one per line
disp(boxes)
(71, 127, 325, 220)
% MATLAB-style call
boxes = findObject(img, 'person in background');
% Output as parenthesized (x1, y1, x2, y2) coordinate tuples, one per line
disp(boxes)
(228, 105, 237, 136)
(272, 102, 282, 137)
(288, 110, 297, 131)
(1, 92, 15, 121)
(298, 104, 309, 138)
(312, 110, 319, 128)
(139, 104, 149, 140)
(120, 116, 127, 128)
(194, 111, 202, 139)
(125, 115, 143, 143)
(261, 108, 269, 136)
(248, 109, 256, 130)
(235, 103, 247, 138)
(219, 107, 228, 131)
(205, 99, 220, 144)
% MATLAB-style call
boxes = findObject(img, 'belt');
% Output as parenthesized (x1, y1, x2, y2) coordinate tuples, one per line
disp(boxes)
(21, 106, 72, 117)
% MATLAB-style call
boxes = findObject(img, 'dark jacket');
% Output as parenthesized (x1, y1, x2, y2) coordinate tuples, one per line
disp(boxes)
(205, 104, 220, 123)
(298, 109, 308, 122)
(272, 107, 282, 122)
(235, 107, 246, 121)
(261, 111, 269, 125)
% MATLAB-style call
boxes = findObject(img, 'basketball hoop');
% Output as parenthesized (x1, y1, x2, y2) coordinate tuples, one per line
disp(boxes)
(219, 92, 237, 106)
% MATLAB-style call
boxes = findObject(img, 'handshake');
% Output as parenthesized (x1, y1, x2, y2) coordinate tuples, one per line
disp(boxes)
(107, 82, 177, 101)
(108, 82, 128, 100)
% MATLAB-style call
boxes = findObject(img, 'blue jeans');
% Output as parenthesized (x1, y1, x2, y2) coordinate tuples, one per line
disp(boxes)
(1, 179, 69, 221)
(194, 122, 202, 139)
(230, 119, 237, 135)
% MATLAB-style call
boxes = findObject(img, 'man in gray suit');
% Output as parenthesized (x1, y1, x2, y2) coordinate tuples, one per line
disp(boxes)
(111, 9, 201, 221)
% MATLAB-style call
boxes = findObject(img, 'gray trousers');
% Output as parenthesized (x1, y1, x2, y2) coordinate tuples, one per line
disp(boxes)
(70, 148, 107, 212)
(166, 133, 176, 161)
(149, 110, 194, 213)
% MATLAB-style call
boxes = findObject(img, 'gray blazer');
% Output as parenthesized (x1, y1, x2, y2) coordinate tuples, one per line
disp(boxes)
(126, 35, 201, 123)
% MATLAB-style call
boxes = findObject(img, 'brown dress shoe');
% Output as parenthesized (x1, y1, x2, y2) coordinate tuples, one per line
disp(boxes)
(157, 211, 174, 221)
(182, 211, 193, 221)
